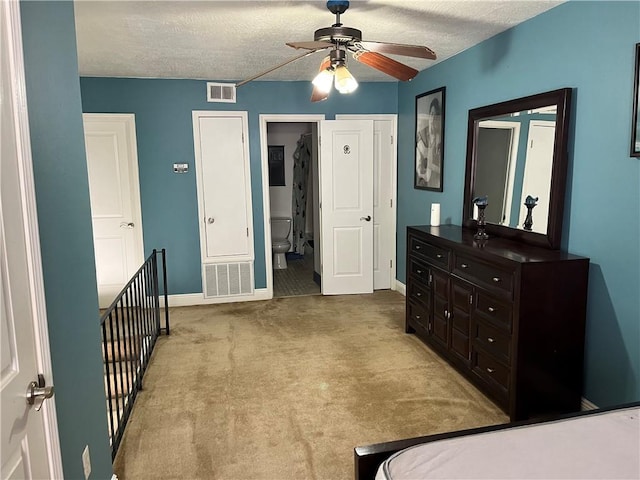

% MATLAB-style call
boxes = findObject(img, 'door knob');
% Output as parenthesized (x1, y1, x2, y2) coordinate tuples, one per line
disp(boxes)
(360, 215, 372, 221)
(207, 217, 215, 224)
(26, 374, 54, 412)
(119, 222, 135, 229)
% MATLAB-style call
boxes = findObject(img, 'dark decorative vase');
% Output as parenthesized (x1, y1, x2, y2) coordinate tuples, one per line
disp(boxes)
(474, 204, 489, 241)
(523, 205, 534, 231)
(523, 195, 538, 232)
(473, 195, 489, 241)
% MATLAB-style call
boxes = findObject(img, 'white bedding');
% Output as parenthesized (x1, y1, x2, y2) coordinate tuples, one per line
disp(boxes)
(376, 407, 639, 479)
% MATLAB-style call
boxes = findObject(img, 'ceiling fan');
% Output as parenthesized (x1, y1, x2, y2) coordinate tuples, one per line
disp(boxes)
(236, 0, 436, 102)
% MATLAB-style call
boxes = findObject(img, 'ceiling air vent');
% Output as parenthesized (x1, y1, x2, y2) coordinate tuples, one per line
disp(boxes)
(207, 82, 236, 103)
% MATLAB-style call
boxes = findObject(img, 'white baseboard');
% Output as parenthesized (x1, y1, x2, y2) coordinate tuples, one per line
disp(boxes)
(581, 397, 598, 411)
(159, 288, 270, 307)
(395, 280, 406, 296)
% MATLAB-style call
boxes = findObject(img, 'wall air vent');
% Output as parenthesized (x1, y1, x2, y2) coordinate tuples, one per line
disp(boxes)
(203, 262, 253, 298)
(207, 82, 236, 103)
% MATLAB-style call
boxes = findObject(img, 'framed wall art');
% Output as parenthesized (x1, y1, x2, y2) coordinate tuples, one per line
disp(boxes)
(631, 43, 640, 157)
(415, 86, 446, 191)
(268, 145, 286, 186)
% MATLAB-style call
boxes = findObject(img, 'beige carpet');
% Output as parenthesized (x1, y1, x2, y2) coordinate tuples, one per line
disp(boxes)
(113, 291, 507, 480)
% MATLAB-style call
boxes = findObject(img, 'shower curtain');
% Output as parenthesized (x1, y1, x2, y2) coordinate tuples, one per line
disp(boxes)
(291, 133, 311, 255)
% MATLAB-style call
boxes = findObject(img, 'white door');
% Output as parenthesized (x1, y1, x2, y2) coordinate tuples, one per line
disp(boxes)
(519, 120, 555, 233)
(83, 114, 144, 308)
(337, 115, 395, 290)
(1, 0, 62, 477)
(320, 120, 374, 295)
(193, 112, 253, 262)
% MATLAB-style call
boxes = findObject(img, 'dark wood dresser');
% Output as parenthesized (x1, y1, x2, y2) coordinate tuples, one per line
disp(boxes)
(406, 225, 589, 421)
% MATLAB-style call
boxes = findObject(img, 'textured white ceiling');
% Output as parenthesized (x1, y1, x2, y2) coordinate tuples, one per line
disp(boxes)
(74, 0, 563, 83)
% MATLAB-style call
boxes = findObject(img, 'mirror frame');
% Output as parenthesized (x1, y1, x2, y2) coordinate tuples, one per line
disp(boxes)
(463, 88, 572, 249)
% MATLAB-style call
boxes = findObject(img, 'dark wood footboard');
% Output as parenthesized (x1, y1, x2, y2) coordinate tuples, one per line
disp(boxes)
(354, 423, 512, 480)
(354, 402, 640, 480)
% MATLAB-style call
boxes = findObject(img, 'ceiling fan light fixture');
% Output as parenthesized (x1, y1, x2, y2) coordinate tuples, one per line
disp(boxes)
(334, 65, 358, 93)
(312, 68, 334, 94)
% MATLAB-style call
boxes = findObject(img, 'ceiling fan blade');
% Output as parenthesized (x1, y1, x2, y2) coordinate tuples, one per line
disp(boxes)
(287, 41, 333, 51)
(358, 41, 436, 60)
(310, 56, 332, 103)
(236, 49, 321, 87)
(353, 51, 419, 82)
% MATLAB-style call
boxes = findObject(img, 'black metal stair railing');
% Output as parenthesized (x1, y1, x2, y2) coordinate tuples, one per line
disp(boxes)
(100, 248, 169, 459)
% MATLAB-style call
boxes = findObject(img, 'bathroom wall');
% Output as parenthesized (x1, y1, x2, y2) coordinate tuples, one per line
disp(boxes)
(267, 122, 313, 248)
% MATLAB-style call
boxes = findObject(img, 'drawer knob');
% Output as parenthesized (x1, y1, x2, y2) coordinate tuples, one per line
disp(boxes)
(416, 292, 422, 297)
(488, 306, 496, 313)
(415, 245, 421, 250)
(461, 263, 469, 269)
(486, 367, 495, 374)
(487, 337, 495, 343)
(416, 315, 421, 320)
(492, 277, 501, 283)
(436, 254, 443, 259)
(416, 269, 422, 274)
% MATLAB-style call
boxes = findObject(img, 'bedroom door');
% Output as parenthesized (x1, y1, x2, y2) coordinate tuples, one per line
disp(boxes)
(319, 120, 374, 295)
(1, 1, 61, 476)
(336, 115, 396, 290)
(83, 114, 144, 308)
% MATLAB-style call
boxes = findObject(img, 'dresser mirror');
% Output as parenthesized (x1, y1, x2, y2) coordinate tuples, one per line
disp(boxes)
(463, 88, 572, 249)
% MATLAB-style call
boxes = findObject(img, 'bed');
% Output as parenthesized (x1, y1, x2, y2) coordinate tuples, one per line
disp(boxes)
(354, 402, 640, 480)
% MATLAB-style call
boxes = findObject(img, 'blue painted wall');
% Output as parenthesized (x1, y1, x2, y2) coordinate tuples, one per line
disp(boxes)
(20, 2, 112, 478)
(396, 1, 640, 406)
(80, 78, 398, 292)
(26, 5, 636, 467)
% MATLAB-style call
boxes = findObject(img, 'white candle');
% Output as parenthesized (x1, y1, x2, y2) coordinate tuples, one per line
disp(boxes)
(430, 203, 441, 226)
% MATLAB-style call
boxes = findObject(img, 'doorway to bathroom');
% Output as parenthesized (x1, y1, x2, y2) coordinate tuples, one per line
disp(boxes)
(261, 115, 324, 298)
(259, 114, 398, 299)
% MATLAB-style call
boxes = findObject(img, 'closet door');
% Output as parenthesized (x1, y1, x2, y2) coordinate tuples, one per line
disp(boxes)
(193, 111, 253, 262)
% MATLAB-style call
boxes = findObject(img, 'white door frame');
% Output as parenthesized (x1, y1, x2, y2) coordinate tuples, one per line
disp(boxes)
(2, 0, 63, 475)
(335, 114, 398, 290)
(478, 120, 521, 227)
(259, 114, 325, 298)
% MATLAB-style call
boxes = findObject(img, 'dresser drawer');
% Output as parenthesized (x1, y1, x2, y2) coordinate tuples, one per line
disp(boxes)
(453, 254, 514, 297)
(473, 348, 510, 396)
(407, 301, 429, 331)
(474, 320, 511, 364)
(475, 292, 513, 331)
(408, 235, 450, 269)
(408, 281, 431, 308)
(408, 258, 431, 285)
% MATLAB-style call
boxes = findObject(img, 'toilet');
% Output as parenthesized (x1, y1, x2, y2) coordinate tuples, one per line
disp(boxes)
(271, 217, 292, 270)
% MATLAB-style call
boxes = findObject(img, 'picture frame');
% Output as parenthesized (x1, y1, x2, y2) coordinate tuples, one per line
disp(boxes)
(631, 43, 640, 157)
(415, 86, 446, 191)
(268, 145, 286, 186)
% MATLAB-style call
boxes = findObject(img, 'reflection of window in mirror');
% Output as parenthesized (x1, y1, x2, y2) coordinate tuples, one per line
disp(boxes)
(268, 145, 285, 186)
